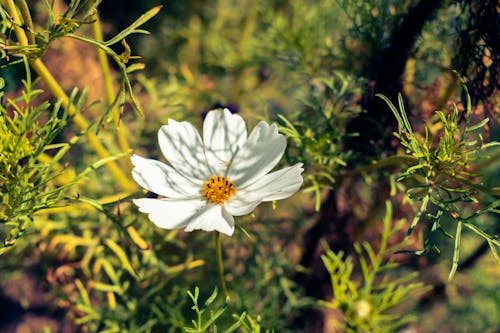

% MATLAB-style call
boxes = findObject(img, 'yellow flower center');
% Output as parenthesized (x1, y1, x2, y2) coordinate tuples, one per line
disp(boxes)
(203, 176, 236, 204)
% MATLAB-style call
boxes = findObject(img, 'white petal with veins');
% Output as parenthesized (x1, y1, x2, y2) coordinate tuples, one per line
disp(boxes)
(131, 154, 201, 198)
(203, 109, 247, 176)
(228, 122, 286, 188)
(184, 204, 235, 236)
(239, 163, 304, 201)
(158, 119, 211, 182)
(133, 198, 206, 230)
(224, 197, 262, 216)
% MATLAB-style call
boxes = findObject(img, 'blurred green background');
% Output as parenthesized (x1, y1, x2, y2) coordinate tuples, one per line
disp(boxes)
(0, 0, 498, 332)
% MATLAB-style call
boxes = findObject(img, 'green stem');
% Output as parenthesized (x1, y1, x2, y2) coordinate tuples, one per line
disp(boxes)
(338, 154, 418, 180)
(91, 12, 131, 156)
(474, 150, 500, 169)
(2, 0, 28, 46)
(30, 58, 136, 191)
(16, 0, 35, 44)
(215, 232, 229, 298)
(442, 172, 500, 196)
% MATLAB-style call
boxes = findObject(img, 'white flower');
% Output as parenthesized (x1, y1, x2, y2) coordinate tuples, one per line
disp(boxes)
(132, 109, 303, 236)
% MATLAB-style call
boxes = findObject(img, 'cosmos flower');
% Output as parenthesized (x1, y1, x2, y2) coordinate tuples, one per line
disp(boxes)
(132, 109, 303, 236)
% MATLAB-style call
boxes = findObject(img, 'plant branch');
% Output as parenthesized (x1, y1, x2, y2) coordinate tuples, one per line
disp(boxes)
(2, 0, 28, 45)
(16, 0, 34, 44)
(3, 0, 136, 191)
(30, 58, 136, 191)
(215, 232, 229, 299)
(91, 12, 131, 156)
(442, 172, 500, 196)
(338, 154, 418, 180)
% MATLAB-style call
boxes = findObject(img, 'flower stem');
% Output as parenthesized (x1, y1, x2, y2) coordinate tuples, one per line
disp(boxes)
(215, 232, 229, 298)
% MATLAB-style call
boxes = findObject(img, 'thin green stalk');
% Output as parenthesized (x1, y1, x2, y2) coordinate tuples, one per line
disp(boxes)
(91, 12, 131, 156)
(473, 150, 500, 169)
(215, 232, 229, 298)
(30, 58, 136, 191)
(443, 172, 500, 196)
(448, 220, 462, 281)
(338, 154, 418, 180)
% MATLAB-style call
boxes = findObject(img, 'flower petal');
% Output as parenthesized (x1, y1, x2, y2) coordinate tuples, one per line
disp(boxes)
(184, 204, 235, 236)
(235, 162, 304, 202)
(133, 198, 235, 236)
(131, 154, 202, 198)
(158, 119, 211, 182)
(133, 198, 206, 230)
(224, 197, 262, 216)
(227, 122, 286, 187)
(203, 109, 247, 175)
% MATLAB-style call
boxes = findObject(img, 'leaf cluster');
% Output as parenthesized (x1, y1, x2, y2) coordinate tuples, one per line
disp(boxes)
(278, 73, 361, 210)
(1, 0, 101, 58)
(258, 0, 345, 74)
(378, 75, 500, 279)
(0, 0, 161, 121)
(0, 64, 76, 253)
(12, 194, 305, 332)
(319, 201, 430, 332)
(31, 202, 201, 332)
(335, 0, 417, 75)
(185, 287, 238, 333)
(184, 286, 281, 333)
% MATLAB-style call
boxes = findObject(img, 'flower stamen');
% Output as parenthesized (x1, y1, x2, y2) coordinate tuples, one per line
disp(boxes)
(203, 176, 236, 204)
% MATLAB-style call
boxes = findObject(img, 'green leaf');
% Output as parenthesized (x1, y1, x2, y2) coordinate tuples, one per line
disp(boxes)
(201, 297, 230, 330)
(104, 6, 162, 46)
(448, 221, 462, 281)
(104, 238, 140, 279)
(201, 287, 219, 312)
(225, 312, 245, 333)
(466, 118, 489, 133)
